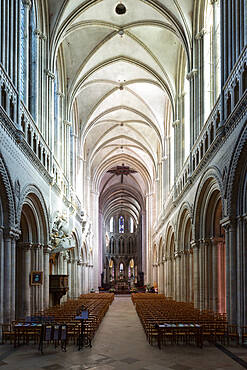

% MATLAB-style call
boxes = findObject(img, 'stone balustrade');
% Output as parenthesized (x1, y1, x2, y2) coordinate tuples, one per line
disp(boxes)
(223, 45, 247, 128)
(20, 102, 51, 172)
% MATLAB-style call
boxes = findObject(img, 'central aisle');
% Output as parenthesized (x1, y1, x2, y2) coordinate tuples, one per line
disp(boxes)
(85, 296, 243, 369)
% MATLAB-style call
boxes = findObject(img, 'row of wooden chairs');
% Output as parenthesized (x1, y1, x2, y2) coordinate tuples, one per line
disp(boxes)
(1, 293, 114, 346)
(131, 294, 246, 347)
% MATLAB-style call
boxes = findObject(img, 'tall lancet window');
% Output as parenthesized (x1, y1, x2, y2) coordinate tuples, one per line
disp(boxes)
(119, 216, 124, 233)
(110, 217, 113, 232)
(130, 217, 134, 233)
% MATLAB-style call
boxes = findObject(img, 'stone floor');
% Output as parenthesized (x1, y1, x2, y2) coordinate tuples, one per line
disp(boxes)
(0, 296, 247, 369)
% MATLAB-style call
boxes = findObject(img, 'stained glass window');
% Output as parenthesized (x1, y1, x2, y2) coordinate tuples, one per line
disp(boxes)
(119, 216, 124, 233)
(128, 264, 131, 278)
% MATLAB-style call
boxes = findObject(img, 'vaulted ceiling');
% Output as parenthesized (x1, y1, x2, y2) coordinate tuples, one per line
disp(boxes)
(48, 0, 193, 223)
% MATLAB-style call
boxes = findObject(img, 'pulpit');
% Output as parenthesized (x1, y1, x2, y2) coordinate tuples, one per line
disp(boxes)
(49, 275, 69, 305)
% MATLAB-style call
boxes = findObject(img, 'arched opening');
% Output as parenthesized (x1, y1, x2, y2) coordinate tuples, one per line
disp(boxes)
(195, 177, 225, 313)
(177, 208, 193, 303)
(16, 193, 48, 319)
(164, 227, 175, 299)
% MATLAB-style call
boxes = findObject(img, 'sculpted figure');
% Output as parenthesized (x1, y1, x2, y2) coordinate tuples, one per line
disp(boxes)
(51, 211, 75, 253)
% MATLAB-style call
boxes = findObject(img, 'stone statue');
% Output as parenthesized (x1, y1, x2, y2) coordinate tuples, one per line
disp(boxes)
(51, 211, 75, 253)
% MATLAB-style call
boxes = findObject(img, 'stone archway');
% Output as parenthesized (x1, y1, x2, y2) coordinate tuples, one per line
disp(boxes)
(177, 206, 193, 303)
(16, 191, 49, 319)
(194, 176, 225, 312)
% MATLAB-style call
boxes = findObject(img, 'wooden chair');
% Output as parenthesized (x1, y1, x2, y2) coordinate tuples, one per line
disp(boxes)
(214, 323, 227, 345)
(1, 324, 14, 344)
(241, 326, 247, 347)
(227, 325, 239, 346)
(201, 323, 214, 345)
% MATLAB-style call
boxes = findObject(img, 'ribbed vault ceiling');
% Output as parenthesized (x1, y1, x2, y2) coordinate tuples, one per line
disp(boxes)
(49, 0, 193, 221)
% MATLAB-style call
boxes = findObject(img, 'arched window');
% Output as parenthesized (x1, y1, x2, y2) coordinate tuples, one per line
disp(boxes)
(20, 4, 25, 101)
(204, 0, 221, 119)
(119, 216, 124, 233)
(110, 217, 113, 232)
(54, 68, 59, 157)
(129, 259, 134, 279)
(109, 259, 114, 281)
(20, 1, 37, 119)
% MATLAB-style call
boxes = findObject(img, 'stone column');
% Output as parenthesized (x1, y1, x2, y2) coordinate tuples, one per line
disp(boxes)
(44, 70, 55, 146)
(158, 262, 164, 294)
(67, 258, 71, 299)
(3, 230, 19, 323)
(58, 252, 63, 274)
(163, 137, 171, 199)
(10, 235, 18, 321)
(82, 262, 87, 293)
(167, 257, 170, 297)
(192, 240, 199, 309)
(186, 69, 198, 146)
(64, 120, 72, 177)
(77, 260, 82, 296)
(189, 249, 194, 303)
(180, 251, 186, 302)
(0, 228, 4, 323)
(74, 259, 78, 297)
(21, 243, 32, 318)
(87, 263, 90, 292)
(32, 244, 40, 313)
(175, 252, 181, 301)
(221, 217, 237, 324)
(199, 240, 204, 310)
(163, 257, 167, 296)
(172, 120, 180, 178)
(3, 234, 13, 323)
(218, 240, 226, 313)
(203, 239, 210, 309)
(211, 238, 219, 312)
(21, 0, 32, 105)
(43, 246, 51, 310)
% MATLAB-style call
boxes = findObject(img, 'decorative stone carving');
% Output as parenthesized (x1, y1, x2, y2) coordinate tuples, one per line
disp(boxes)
(0, 152, 16, 227)
(14, 179, 20, 199)
(50, 211, 75, 253)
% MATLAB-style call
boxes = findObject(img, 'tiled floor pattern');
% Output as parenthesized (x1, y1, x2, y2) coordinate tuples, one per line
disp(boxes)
(0, 296, 247, 369)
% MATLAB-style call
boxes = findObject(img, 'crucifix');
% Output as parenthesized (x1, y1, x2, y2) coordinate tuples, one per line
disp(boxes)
(107, 163, 137, 183)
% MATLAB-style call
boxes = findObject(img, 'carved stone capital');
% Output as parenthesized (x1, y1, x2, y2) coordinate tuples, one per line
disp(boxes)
(43, 245, 52, 254)
(172, 120, 180, 128)
(220, 216, 236, 229)
(190, 240, 199, 250)
(22, 0, 32, 10)
(33, 28, 42, 37)
(174, 251, 181, 259)
(44, 69, 55, 80)
(64, 120, 72, 127)
(41, 33, 47, 41)
(33, 243, 41, 250)
(56, 91, 65, 98)
(4, 227, 21, 240)
(195, 28, 207, 40)
(186, 69, 198, 80)
(18, 242, 32, 251)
